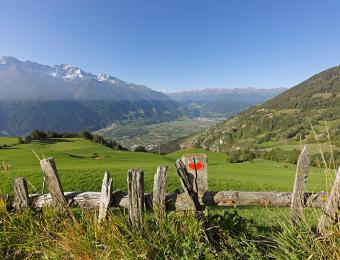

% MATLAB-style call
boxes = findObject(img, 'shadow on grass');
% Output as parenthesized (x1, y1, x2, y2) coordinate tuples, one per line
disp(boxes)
(44, 138, 74, 143)
(67, 153, 85, 159)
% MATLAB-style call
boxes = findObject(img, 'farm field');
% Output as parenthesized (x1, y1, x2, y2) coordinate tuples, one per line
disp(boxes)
(96, 116, 219, 149)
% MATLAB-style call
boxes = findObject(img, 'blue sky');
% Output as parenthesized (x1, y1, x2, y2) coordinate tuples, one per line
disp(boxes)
(1, 0, 340, 91)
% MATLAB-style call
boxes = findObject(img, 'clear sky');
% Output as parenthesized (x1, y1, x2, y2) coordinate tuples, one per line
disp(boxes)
(1, 0, 340, 91)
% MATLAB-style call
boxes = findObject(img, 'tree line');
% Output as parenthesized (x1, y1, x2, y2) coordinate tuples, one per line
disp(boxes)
(17, 129, 127, 151)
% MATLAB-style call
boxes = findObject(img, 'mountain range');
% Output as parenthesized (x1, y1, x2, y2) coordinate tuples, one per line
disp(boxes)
(0, 56, 182, 135)
(184, 65, 340, 152)
(167, 87, 286, 117)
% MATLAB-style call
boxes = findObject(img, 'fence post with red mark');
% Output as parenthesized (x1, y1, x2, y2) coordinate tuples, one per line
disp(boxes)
(180, 154, 208, 196)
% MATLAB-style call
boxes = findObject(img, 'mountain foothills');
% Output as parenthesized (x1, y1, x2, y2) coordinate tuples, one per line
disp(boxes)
(167, 87, 286, 118)
(185, 65, 340, 154)
(0, 56, 183, 135)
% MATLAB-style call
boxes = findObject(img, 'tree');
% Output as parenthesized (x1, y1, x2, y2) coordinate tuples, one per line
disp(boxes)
(92, 134, 104, 144)
(24, 135, 33, 144)
(29, 129, 47, 141)
(80, 131, 93, 140)
(228, 149, 255, 163)
(133, 145, 147, 152)
(17, 137, 24, 144)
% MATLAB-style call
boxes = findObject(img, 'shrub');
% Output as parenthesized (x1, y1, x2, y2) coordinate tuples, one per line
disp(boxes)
(258, 148, 300, 164)
(255, 133, 275, 144)
(17, 137, 25, 144)
(24, 135, 33, 144)
(228, 149, 255, 163)
(30, 129, 47, 141)
(79, 131, 93, 140)
(133, 145, 147, 152)
(311, 151, 340, 169)
(92, 134, 105, 144)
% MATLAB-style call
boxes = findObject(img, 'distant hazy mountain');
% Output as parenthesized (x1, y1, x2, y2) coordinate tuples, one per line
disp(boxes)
(167, 87, 286, 117)
(0, 56, 182, 135)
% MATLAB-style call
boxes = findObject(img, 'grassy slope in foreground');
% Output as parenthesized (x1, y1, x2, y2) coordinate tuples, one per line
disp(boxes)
(0, 137, 333, 194)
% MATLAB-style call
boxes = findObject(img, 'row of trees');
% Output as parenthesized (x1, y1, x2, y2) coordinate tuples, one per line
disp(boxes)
(79, 131, 127, 151)
(18, 130, 80, 144)
(18, 129, 127, 151)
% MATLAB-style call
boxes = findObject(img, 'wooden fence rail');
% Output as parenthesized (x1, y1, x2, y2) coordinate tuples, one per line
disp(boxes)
(10, 190, 328, 210)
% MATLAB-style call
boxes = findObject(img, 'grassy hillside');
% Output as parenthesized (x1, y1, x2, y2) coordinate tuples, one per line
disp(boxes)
(0, 137, 332, 195)
(186, 66, 340, 161)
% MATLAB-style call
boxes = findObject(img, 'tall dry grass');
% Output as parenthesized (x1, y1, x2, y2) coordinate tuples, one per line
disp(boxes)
(0, 205, 266, 259)
(270, 121, 340, 259)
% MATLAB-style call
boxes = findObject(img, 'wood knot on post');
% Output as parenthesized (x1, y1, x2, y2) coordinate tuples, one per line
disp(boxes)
(260, 199, 270, 206)
(217, 199, 236, 207)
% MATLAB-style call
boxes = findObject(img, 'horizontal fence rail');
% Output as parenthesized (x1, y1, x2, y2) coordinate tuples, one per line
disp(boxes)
(13, 191, 328, 210)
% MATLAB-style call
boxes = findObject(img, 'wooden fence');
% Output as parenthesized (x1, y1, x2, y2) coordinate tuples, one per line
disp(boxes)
(7, 146, 340, 235)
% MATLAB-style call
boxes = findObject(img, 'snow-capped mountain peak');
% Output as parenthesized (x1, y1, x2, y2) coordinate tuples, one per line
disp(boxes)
(96, 73, 117, 84)
(97, 73, 110, 81)
(0, 56, 122, 84)
(53, 64, 85, 80)
(0, 55, 173, 101)
(0, 56, 20, 65)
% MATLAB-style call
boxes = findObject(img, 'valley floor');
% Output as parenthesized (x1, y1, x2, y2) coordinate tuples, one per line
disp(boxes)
(96, 116, 221, 149)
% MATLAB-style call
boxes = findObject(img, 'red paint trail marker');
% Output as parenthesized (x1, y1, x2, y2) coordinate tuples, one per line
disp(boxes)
(181, 153, 208, 195)
(188, 161, 203, 171)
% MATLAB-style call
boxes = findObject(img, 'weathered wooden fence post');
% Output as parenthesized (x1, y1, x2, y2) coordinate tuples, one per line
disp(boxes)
(13, 177, 29, 211)
(127, 169, 144, 229)
(180, 154, 208, 196)
(175, 159, 204, 211)
(40, 157, 67, 209)
(317, 167, 340, 236)
(153, 166, 167, 218)
(98, 171, 112, 224)
(290, 146, 310, 225)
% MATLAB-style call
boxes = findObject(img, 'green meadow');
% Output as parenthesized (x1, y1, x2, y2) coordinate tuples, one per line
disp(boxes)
(0, 137, 333, 196)
(0, 137, 338, 258)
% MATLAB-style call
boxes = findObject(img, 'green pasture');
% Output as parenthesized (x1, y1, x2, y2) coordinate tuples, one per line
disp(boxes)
(0, 137, 334, 195)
